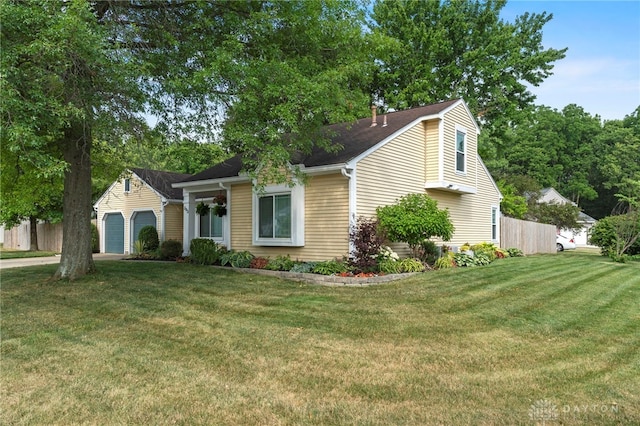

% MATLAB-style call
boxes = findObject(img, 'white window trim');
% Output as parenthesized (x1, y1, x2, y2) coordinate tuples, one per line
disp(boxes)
(195, 199, 225, 243)
(252, 183, 304, 247)
(491, 205, 500, 243)
(455, 124, 467, 175)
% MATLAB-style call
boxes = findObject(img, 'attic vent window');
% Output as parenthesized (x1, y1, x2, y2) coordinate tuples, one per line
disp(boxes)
(124, 178, 131, 193)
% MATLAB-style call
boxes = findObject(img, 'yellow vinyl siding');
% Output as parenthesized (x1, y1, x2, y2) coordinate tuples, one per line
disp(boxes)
(96, 175, 176, 253)
(163, 204, 183, 243)
(229, 174, 350, 261)
(427, 156, 501, 247)
(424, 119, 441, 182)
(356, 123, 426, 218)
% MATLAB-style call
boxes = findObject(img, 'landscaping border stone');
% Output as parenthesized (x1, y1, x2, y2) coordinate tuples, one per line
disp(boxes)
(225, 266, 419, 287)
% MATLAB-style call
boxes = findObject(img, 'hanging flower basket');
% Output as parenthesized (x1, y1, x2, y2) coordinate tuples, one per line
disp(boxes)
(196, 202, 210, 216)
(213, 204, 227, 217)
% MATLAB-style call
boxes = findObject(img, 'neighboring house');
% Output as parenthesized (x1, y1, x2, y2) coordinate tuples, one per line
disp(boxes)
(173, 99, 503, 260)
(539, 187, 597, 246)
(94, 168, 191, 254)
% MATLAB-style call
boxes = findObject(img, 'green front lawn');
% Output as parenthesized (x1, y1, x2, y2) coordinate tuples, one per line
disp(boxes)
(1, 252, 638, 425)
(0, 248, 58, 259)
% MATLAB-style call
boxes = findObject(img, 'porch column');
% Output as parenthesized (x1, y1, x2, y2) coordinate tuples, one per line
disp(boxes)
(182, 191, 196, 256)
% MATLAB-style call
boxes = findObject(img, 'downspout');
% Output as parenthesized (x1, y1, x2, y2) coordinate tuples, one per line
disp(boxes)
(342, 165, 356, 256)
(160, 198, 168, 242)
(219, 182, 230, 249)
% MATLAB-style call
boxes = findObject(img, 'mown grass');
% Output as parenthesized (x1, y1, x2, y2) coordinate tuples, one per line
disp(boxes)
(1, 251, 638, 425)
(0, 248, 58, 259)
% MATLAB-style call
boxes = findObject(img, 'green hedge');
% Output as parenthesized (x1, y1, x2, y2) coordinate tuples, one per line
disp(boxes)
(189, 238, 225, 265)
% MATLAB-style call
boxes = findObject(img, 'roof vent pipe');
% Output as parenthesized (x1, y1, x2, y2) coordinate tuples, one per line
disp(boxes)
(382, 114, 387, 127)
(370, 105, 377, 127)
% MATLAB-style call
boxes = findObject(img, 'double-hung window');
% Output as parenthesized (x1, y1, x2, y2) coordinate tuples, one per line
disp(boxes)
(491, 206, 499, 242)
(455, 127, 466, 174)
(253, 184, 304, 246)
(199, 208, 223, 239)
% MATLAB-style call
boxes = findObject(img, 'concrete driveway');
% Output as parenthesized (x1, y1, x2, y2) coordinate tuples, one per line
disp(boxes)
(0, 253, 125, 270)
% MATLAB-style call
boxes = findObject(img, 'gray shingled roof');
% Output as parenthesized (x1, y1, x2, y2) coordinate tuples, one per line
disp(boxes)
(181, 99, 460, 183)
(131, 168, 192, 200)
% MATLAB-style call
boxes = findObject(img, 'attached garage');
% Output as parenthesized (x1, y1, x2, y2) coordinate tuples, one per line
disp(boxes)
(131, 210, 157, 250)
(104, 213, 125, 254)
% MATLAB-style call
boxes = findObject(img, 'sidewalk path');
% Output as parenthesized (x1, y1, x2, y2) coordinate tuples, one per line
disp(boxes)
(0, 253, 125, 270)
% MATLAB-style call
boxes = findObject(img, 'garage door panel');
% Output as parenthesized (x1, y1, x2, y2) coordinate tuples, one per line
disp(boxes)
(104, 213, 124, 254)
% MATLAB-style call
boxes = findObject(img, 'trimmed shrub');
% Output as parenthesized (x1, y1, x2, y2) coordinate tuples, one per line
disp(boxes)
(190, 238, 225, 265)
(138, 225, 159, 251)
(160, 239, 183, 260)
(590, 214, 640, 258)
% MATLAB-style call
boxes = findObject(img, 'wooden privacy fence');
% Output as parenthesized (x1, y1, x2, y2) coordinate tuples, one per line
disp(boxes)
(3, 222, 65, 252)
(500, 217, 556, 255)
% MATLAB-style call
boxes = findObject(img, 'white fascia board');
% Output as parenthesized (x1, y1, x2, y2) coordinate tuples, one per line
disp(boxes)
(173, 175, 249, 190)
(424, 180, 477, 194)
(295, 163, 345, 175)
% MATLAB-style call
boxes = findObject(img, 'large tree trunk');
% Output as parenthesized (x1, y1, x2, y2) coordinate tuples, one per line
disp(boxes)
(53, 122, 95, 280)
(29, 216, 39, 251)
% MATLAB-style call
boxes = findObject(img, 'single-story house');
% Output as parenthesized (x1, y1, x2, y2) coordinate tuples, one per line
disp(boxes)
(173, 99, 503, 260)
(539, 187, 597, 246)
(94, 168, 191, 254)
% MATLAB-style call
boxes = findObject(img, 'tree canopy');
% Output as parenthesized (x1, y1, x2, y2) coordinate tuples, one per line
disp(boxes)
(1, 0, 373, 279)
(370, 0, 566, 126)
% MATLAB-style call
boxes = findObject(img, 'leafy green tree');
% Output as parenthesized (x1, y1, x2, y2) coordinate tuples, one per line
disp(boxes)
(1, 0, 145, 278)
(376, 193, 454, 257)
(0, 146, 64, 250)
(502, 105, 601, 205)
(2, 0, 373, 279)
(496, 180, 527, 219)
(371, 0, 566, 154)
(526, 202, 581, 231)
(125, 136, 227, 175)
(599, 122, 640, 203)
(590, 210, 640, 261)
